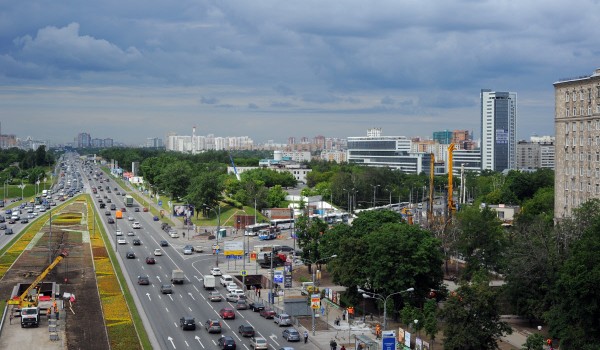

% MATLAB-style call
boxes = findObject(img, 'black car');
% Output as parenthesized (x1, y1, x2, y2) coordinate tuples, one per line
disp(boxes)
(134, 207, 140, 212)
(217, 335, 236, 349)
(126, 251, 136, 259)
(180, 317, 196, 330)
(238, 324, 255, 337)
(99, 203, 106, 209)
(105, 211, 111, 216)
(160, 240, 169, 247)
(132, 238, 141, 246)
(108, 217, 115, 224)
(137, 276, 150, 285)
(249, 301, 265, 312)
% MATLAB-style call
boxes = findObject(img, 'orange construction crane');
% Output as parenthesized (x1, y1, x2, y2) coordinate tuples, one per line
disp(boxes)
(447, 144, 456, 216)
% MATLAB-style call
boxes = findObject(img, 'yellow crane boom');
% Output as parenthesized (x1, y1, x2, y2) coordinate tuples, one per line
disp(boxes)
(8, 251, 68, 307)
(447, 144, 456, 216)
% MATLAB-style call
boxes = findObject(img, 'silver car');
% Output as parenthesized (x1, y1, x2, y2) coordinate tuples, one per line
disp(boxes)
(274, 313, 292, 326)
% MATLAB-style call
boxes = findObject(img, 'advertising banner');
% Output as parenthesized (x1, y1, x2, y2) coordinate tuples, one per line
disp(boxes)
(224, 241, 244, 256)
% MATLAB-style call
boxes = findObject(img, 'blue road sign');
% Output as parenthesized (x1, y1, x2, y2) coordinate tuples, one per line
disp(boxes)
(382, 336, 396, 350)
(158, 200, 163, 206)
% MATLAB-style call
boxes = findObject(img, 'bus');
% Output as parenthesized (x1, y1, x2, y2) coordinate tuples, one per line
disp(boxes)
(244, 223, 270, 236)
(269, 218, 295, 228)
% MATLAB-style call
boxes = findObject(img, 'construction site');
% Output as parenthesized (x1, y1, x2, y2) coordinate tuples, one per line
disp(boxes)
(0, 200, 108, 349)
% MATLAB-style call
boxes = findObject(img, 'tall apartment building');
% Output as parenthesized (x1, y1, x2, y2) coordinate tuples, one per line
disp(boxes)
(165, 133, 253, 152)
(146, 137, 164, 148)
(77, 132, 91, 148)
(554, 68, 600, 219)
(516, 136, 555, 170)
(481, 89, 518, 172)
(433, 130, 453, 144)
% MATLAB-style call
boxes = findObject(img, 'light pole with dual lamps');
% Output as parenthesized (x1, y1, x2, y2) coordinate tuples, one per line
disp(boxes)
(304, 254, 338, 336)
(205, 204, 221, 267)
(357, 287, 414, 331)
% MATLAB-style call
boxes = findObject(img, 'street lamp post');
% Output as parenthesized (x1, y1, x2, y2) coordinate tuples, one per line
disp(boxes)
(205, 204, 222, 267)
(371, 184, 380, 208)
(358, 287, 414, 330)
(304, 254, 337, 336)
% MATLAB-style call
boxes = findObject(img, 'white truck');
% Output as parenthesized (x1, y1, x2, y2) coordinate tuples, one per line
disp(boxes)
(171, 269, 185, 284)
(20, 307, 40, 328)
(203, 275, 216, 290)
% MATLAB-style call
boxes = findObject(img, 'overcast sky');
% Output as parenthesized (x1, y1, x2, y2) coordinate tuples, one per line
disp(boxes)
(1, 0, 599, 145)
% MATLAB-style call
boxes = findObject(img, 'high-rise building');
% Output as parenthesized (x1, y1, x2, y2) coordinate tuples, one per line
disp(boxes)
(516, 136, 555, 170)
(553, 68, 600, 219)
(480, 89, 517, 172)
(76, 132, 92, 148)
(146, 137, 164, 148)
(433, 130, 453, 144)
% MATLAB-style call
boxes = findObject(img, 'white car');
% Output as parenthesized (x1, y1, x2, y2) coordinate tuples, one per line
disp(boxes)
(250, 336, 268, 350)
(226, 283, 238, 293)
(128, 216, 134, 221)
(117, 238, 127, 244)
(210, 267, 222, 276)
(132, 222, 141, 229)
(116, 229, 123, 236)
(127, 231, 135, 236)
(232, 289, 245, 297)
(154, 249, 163, 256)
(170, 232, 179, 238)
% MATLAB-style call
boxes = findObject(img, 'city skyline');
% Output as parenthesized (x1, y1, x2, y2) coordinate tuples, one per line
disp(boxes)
(2, 1, 599, 144)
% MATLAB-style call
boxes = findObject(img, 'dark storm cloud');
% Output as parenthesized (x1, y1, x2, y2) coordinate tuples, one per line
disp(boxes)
(2, 0, 600, 143)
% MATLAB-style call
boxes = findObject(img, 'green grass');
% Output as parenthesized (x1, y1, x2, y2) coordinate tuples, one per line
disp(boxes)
(87, 195, 152, 350)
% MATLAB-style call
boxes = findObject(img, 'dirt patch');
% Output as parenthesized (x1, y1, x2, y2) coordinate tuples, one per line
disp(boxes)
(0, 202, 109, 350)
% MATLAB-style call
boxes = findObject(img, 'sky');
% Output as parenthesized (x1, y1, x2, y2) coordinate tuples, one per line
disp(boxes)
(1, 0, 600, 146)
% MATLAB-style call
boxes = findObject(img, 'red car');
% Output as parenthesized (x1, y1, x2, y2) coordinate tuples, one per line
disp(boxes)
(259, 308, 275, 319)
(121, 207, 126, 212)
(219, 307, 236, 320)
(145, 257, 156, 264)
(143, 207, 149, 212)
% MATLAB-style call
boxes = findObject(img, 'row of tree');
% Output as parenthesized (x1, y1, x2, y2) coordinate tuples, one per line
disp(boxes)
(0, 146, 55, 184)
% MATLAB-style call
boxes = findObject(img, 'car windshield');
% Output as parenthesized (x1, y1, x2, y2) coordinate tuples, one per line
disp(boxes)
(256, 338, 266, 344)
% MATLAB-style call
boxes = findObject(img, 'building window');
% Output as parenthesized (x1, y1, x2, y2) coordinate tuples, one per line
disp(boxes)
(589, 88, 592, 100)
(581, 90, 584, 100)
(572, 123, 577, 131)
(573, 92, 577, 101)
(589, 105, 593, 115)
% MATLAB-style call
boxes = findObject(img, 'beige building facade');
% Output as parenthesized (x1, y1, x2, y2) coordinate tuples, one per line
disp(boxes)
(554, 68, 600, 219)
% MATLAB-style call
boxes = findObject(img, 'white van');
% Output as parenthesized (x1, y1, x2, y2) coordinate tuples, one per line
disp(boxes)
(220, 274, 233, 287)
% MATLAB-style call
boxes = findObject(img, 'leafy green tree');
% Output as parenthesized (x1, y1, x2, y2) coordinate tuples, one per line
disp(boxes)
(185, 172, 224, 217)
(321, 210, 444, 316)
(423, 299, 439, 346)
(503, 216, 558, 324)
(266, 185, 287, 208)
(157, 160, 192, 199)
(521, 333, 544, 350)
(294, 215, 329, 274)
(440, 271, 512, 350)
(454, 206, 506, 279)
(545, 210, 600, 349)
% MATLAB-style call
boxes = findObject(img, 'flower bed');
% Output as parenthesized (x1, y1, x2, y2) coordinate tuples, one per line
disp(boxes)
(86, 199, 142, 350)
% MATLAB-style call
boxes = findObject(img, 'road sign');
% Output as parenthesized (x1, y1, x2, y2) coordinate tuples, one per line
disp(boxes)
(273, 271, 284, 283)
(311, 294, 320, 309)
(240, 270, 247, 276)
(158, 200, 163, 206)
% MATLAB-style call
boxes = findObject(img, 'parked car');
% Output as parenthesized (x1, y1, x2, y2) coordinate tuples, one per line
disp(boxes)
(219, 307, 236, 319)
(238, 324, 255, 337)
(205, 319, 222, 333)
(274, 313, 292, 326)
(217, 336, 236, 350)
(249, 301, 265, 312)
(282, 328, 301, 342)
(179, 317, 196, 330)
(160, 284, 173, 294)
(137, 276, 149, 285)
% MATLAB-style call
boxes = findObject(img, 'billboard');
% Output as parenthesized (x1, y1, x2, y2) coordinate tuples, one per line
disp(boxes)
(224, 241, 244, 256)
(173, 204, 194, 217)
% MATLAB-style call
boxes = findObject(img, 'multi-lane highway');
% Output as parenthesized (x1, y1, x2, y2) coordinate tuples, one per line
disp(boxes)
(81, 160, 311, 350)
